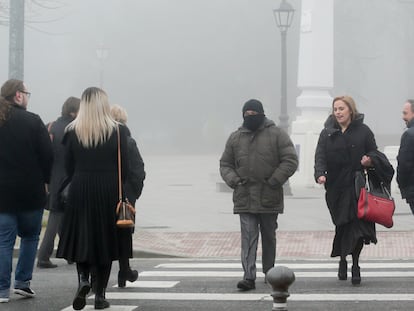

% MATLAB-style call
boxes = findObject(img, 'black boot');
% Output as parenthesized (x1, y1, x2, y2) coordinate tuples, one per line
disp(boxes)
(351, 239, 363, 286)
(351, 265, 361, 285)
(94, 289, 110, 310)
(73, 264, 91, 310)
(338, 259, 347, 280)
(94, 264, 111, 309)
(118, 269, 138, 288)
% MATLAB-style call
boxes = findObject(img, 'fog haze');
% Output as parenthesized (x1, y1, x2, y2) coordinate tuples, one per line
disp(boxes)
(1, 0, 413, 154)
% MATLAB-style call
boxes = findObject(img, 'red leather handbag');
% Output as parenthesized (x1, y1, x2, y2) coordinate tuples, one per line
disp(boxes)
(357, 170, 395, 228)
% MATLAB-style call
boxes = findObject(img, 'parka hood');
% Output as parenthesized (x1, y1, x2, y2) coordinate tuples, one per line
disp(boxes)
(323, 113, 365, 133)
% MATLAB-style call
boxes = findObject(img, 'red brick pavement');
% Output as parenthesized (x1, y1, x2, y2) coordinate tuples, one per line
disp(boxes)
(134, 231, 414, 259)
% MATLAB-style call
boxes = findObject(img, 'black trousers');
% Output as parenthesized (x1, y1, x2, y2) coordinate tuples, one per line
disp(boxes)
(117, 227, 133, 272)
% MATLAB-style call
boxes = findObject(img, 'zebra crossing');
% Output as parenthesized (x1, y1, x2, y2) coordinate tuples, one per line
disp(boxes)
(61, 259, 414, 310)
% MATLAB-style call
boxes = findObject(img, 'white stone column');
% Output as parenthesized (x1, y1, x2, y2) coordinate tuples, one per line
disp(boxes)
(290, 0, 334, 187)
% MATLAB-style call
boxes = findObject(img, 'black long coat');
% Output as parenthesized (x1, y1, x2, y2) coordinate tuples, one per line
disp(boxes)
(314, 114, 378, 257)
(397, 119, 414, 201)
(57, 125, 129, 265)
(0, 103, 53, 213)
(123, 127, 145, 204)
(117, 129, 146, 258)
(47, 115, 75, 212)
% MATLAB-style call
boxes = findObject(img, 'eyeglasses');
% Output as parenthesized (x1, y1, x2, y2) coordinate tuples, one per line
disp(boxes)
(19, 90, 31, 98)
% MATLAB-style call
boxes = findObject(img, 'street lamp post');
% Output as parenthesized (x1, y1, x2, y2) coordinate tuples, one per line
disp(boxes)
(273, 0, 295, 195)
(96, 46, 109, 88)
(273, 0, 295, 133)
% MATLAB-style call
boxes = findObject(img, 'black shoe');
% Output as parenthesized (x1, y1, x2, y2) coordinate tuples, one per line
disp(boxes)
(37, 260, 58, 269)
(237, 279, 255, 291)
(72, 281, 91, 310)
(338, 259, 347, 280)
(95, 295, 110, 309)
(118, 269, 138, 288)
(14, 287, 36, 298)
(351, 265, 361, 285)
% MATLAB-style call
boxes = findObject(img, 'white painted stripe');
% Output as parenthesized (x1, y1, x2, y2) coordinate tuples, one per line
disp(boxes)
(155, 263, 253, 269)
(105, 292, 271, 301)
(294, 271, 414, 278)
(61, 305, 137, 311)
(104, 292, 414, 301)
(155, 262, 414, 269)
(290, 294, 414, 301)
(141, 270, 414, 278)
(141, 270, 248, 277)
(113, 281, 179, 288)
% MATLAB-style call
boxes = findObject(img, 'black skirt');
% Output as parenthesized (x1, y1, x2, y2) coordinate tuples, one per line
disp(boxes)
(56, 171, 119, 265)
(331, 218, 377, 258)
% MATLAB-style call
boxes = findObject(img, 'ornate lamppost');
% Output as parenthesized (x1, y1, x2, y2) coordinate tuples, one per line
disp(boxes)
(273, 0, 295, 133)
(273, 0, 295, 195)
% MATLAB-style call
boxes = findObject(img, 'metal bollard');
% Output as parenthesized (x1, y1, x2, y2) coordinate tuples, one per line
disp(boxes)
(266, 266, 295, 311)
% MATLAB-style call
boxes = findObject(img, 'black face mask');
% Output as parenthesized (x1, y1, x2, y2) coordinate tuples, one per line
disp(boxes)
(243, 114, 265, 131)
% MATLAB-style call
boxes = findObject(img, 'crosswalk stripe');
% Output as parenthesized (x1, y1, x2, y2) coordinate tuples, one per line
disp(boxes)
(141, 270, 414, 278)
(155, 262, 414, 269)
(104, 292, 414, 301)
(112, 281, 179, 288)
(61, 305, 137, 311)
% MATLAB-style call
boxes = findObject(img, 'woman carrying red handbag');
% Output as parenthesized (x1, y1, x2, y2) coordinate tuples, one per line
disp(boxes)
(314, 95, 393, 286)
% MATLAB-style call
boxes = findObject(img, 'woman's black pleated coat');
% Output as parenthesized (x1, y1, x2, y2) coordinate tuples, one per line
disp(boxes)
(57, 125, 129, 265)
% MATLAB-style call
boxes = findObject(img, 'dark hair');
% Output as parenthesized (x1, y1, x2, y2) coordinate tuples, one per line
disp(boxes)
(0, 79, 25, 126)
(407, 99, 414, 113)
(61, 96, 80, 117)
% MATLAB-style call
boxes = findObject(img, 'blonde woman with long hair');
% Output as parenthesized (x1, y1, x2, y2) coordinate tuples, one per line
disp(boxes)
(57, 87, 129, 310)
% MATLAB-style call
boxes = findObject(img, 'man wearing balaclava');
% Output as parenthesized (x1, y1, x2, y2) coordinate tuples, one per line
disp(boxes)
(220, 99, 298, 291)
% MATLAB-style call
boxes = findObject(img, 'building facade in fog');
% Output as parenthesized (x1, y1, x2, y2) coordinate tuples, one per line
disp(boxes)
(0, 0, 413, 153)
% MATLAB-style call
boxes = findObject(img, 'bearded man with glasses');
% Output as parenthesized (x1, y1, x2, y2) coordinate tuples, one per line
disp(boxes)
(0, 79, 53, 303)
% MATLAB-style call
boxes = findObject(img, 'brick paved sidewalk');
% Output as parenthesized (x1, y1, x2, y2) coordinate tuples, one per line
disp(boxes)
(134, 230, 414, 259)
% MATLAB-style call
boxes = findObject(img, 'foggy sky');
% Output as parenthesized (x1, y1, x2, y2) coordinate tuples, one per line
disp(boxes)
(0, 0, 413, 154)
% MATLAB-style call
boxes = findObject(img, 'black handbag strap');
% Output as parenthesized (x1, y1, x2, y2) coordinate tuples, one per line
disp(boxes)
(363, 169, 392, 200)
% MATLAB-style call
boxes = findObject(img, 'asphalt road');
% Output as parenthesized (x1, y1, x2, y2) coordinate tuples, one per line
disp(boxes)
(2, 257, 414, 311)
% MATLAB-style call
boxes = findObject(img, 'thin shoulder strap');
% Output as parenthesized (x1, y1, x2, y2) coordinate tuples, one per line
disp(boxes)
(117, 126, 123, 201)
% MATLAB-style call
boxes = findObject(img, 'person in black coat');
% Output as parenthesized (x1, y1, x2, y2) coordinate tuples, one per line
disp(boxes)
(110, 104, 146, 288)
(56, 88, 129, 310)
(397, 99, 414, 214)
(314, 95, 381, 286)
(37, 97, 80, 268)
(0, 79, 53, 302)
